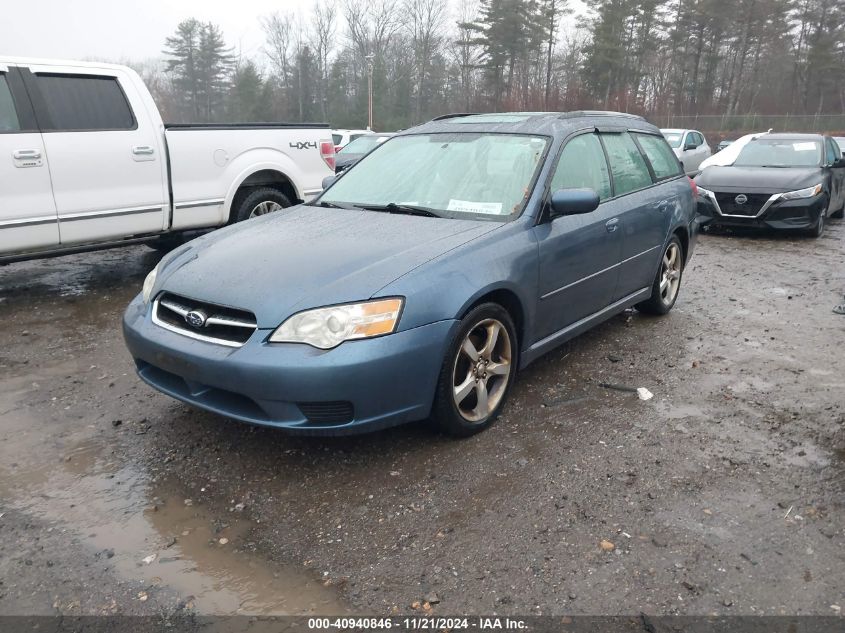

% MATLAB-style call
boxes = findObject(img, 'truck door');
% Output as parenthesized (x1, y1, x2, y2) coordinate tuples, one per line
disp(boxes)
(0, 66, 59, 255)
(20, 65, 168, 245)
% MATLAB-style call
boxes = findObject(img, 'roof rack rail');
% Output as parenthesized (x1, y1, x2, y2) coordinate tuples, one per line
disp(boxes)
(431, 112, 480, 121)
(558, 110, 645, 121)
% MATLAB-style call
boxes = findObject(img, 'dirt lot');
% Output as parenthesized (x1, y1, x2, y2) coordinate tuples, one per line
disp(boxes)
(0, 224, 843, 619)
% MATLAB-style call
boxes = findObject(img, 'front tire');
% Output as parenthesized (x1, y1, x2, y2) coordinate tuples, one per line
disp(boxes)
(231, 188, 292, 224)
(432, 304, 518, 437)
(637, 236, 684, 315)
(806, 207, 826, 238)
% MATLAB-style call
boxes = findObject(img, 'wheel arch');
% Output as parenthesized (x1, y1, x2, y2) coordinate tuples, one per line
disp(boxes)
(223, 161, 304, 223)
(457, 285, 527, 353)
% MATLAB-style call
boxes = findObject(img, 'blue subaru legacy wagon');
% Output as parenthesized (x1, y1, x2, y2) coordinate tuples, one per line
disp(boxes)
(123, 111, 699, 437)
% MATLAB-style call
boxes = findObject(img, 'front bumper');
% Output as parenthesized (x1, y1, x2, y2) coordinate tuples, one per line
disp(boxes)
(123, 294, 459, 436)
(697, 191, 826, 230)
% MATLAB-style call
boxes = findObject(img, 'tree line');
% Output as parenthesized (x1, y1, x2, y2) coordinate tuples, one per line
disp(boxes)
(139, 0, 845, 131)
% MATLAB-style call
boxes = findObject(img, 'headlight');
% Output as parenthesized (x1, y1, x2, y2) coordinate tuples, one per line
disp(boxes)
(269, 298, 404, 349)
(142, 265, 159, 304)
(697, 186, 715, 198)
(781, 183, 823, 200)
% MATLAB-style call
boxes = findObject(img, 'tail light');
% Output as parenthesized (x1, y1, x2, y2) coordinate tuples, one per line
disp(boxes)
(320, 140, 336, 171)
(688, 177, 698, 200)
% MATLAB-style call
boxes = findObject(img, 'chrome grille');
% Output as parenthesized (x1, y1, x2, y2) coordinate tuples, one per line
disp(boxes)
(153, 293, 257, 347)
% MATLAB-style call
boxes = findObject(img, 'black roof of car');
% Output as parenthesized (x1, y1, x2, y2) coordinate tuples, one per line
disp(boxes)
(404, 111, 662, 137)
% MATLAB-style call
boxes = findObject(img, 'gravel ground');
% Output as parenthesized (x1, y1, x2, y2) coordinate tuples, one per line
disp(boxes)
(0, 223, 843, 618)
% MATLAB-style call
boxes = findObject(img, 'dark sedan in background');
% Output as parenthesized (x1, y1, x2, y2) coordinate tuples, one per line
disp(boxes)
(335, 133, 394, 173)
(696, 133, 845, 236)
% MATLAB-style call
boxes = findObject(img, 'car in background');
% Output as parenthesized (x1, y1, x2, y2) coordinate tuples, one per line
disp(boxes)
(717, 139, 734, 152)
(695, 133, 845, 237)
(661, 128, 711, 175)
(335, 133, 395, 173)
(332, 129, 371, 153)
(124, 111, 698, 438)
(699, 131, 770, 171)
(834, 137, 845, 157)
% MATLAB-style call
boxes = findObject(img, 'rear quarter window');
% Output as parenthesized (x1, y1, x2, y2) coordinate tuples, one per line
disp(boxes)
(635, 133, 683, 180)
(600, 132, 654, 195)
(35, 74, 136, 131)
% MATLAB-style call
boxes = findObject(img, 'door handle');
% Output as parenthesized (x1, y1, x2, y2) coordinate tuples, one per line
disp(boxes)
(605, 218, 619, 233)
(132, 145, 155, 156)
(13, 149, 42, 160)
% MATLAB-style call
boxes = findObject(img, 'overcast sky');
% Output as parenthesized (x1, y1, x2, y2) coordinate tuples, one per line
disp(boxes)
(0, 0, 306, 63)
(1, 0, 587, 65)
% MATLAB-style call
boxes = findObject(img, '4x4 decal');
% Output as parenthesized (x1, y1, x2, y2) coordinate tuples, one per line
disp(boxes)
(289, 141, 318, 150)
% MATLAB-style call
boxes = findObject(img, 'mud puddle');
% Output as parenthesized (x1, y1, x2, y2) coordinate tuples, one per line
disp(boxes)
(0, 372, 347, 615)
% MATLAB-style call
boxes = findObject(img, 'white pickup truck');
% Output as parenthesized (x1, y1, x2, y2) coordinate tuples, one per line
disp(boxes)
(0, 57, 336, 263)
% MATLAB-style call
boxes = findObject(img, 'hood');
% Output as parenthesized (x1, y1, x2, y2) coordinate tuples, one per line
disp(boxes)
(695, 165, 823, 193)
(157, 205, 499, 328)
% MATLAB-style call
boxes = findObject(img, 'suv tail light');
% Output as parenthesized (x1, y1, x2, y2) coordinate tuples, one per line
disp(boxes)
(320, 140, 336, 171)
(688, 176, 698, 200)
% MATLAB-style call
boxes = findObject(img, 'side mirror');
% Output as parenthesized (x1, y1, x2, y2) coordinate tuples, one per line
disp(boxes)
(832, 157, 845, 169)
(322, 175, 338, 189)
(684, 142, 697, 151)
(549, 188, 600, 218)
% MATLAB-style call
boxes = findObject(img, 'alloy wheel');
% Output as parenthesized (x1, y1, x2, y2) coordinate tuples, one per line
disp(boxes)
(452, 318, 512, 423)
(660, 243, 682, 305)
(249, 200, 283, 218)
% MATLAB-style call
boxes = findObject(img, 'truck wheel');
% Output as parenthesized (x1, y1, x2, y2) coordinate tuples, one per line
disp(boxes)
(431, 303, 518, 437)
(637, 236, 684, 315)
(232, 188, 292, 223)
(147, 234, 185, 253)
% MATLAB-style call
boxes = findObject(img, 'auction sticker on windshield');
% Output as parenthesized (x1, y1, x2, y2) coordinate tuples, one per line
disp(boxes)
(447, 199, 504, 214)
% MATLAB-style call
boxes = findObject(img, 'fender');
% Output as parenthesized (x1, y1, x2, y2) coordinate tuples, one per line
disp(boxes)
(220, 151, 307, 224)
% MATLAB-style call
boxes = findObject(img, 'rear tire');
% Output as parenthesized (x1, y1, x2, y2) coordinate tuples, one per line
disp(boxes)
(231, 188, 292, 224)
(431, 303, 518, 437)
(636, 235, 684, 315)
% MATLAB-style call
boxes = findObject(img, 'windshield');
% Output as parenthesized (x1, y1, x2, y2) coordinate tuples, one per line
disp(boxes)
(320, 133, 548, 220)
(663, 132, 683, 148)
(734, 139, 822, 167)
(338, 135, 388, 155)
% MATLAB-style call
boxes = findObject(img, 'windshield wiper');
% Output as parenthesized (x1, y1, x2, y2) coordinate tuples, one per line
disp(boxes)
(359, 203, 443, 218)
(318, 200, 359, 209)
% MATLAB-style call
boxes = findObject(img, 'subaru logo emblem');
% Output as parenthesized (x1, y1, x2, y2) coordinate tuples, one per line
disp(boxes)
(185, 310, 207, 328)
(735, 194, 748, 205)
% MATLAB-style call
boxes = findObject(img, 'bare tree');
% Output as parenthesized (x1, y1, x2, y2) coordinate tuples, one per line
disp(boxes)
(311, 0, 338, 120)
(404, 0, 447, 122)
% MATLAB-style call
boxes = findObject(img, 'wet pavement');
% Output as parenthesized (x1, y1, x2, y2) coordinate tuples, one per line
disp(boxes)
(0, 224, 843, 617)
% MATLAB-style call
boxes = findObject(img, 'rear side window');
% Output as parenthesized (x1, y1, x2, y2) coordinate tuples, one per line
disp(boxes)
(0, 74, 21, 132)
(332, 133, 342, 145)
(635, 133, 682, 180)
(600, 132, 653, 195)
(35, 74, 135, 131)
(550, 133, 612, 201)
